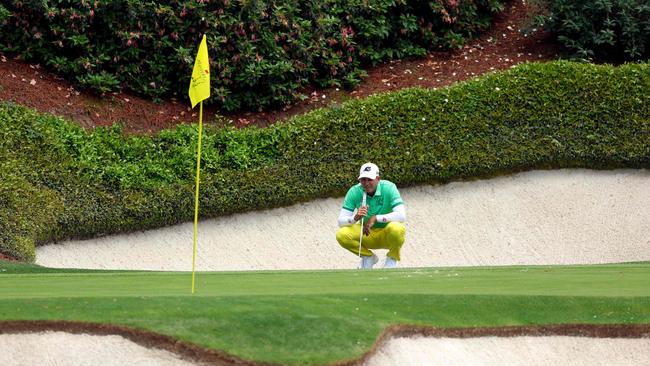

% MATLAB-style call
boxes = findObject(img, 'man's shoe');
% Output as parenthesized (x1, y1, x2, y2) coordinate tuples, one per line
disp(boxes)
(360, 254, 379, 269)
(384, 257, 398, 268)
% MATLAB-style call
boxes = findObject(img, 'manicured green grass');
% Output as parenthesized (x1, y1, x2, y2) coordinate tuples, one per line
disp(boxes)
(1, 262, 649, 365)
(1, 264, 649, 298)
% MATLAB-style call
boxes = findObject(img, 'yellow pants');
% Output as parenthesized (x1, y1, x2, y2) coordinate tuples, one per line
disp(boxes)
(336, 222, 406, 260)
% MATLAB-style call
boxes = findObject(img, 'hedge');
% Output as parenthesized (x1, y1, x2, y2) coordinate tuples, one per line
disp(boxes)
(0, 0, 504, 111)
(1, 61, 649, 260)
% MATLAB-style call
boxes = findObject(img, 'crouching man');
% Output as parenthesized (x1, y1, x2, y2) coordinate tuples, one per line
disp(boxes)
(336, 162, 406, 269)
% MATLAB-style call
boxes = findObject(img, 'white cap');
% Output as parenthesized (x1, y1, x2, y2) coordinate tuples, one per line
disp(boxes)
(358, 162, 380, 180)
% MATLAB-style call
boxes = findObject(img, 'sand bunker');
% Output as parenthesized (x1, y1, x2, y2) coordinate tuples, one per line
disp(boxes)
(14, 169, 650, 365)
(365, 335, 650, 366)
(3, 324, 650, 366)
(0, 331, 198, 366)
(37, 169, 650, 271)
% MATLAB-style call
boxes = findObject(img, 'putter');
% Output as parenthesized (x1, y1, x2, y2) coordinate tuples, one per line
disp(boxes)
(357, 192, 367, 269)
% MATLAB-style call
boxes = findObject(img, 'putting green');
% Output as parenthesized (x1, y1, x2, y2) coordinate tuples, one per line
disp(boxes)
(2, 264, 649, 299)
(1, 262, 649, 365)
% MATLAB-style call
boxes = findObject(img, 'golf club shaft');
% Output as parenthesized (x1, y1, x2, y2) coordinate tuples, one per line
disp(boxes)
(358, 192, 367, 261)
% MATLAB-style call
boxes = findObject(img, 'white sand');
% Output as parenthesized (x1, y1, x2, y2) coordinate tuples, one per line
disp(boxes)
(0, 331, 200, 366)
(364, 336, 650, 366)
(37, 169, 650, 271)
(13, 169, 650, 366)
(3, 333, 649, 366)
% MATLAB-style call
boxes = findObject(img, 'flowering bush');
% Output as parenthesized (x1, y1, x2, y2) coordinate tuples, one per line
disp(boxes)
(535, 0, 650, 60)
(0, 0, 503, 110)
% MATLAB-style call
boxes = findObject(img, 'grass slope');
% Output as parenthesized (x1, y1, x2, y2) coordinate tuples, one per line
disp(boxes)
(1, 262, 649, 365)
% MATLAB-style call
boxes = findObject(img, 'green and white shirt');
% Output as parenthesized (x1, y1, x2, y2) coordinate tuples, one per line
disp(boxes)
(341, 180, 404, 228)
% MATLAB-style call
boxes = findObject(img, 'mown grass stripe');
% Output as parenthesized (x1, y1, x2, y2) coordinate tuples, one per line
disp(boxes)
(2, 264, 648, 299)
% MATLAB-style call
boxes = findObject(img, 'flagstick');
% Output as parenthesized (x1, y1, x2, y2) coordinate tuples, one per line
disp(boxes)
(191, 101, 204, 294)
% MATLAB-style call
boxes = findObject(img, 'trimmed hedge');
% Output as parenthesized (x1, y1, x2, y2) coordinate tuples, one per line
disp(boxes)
(0, 0, 504, 110)
(1, 61, 649, 260)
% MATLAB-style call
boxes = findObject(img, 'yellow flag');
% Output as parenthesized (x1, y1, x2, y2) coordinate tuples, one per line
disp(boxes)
(188, 34, 210, 108)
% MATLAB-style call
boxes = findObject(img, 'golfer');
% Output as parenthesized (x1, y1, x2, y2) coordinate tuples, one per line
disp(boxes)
(336, 162, 406, 269)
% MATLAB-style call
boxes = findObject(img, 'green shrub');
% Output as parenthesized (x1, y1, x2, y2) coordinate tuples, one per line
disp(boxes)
(1, 61, 649, 260)
(0, 0, 504, 110)
(0, 5, 10, 25)
(77, 71, 121, 94)
(0, 160, 63, 261)
(535, 0, 650, 60)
